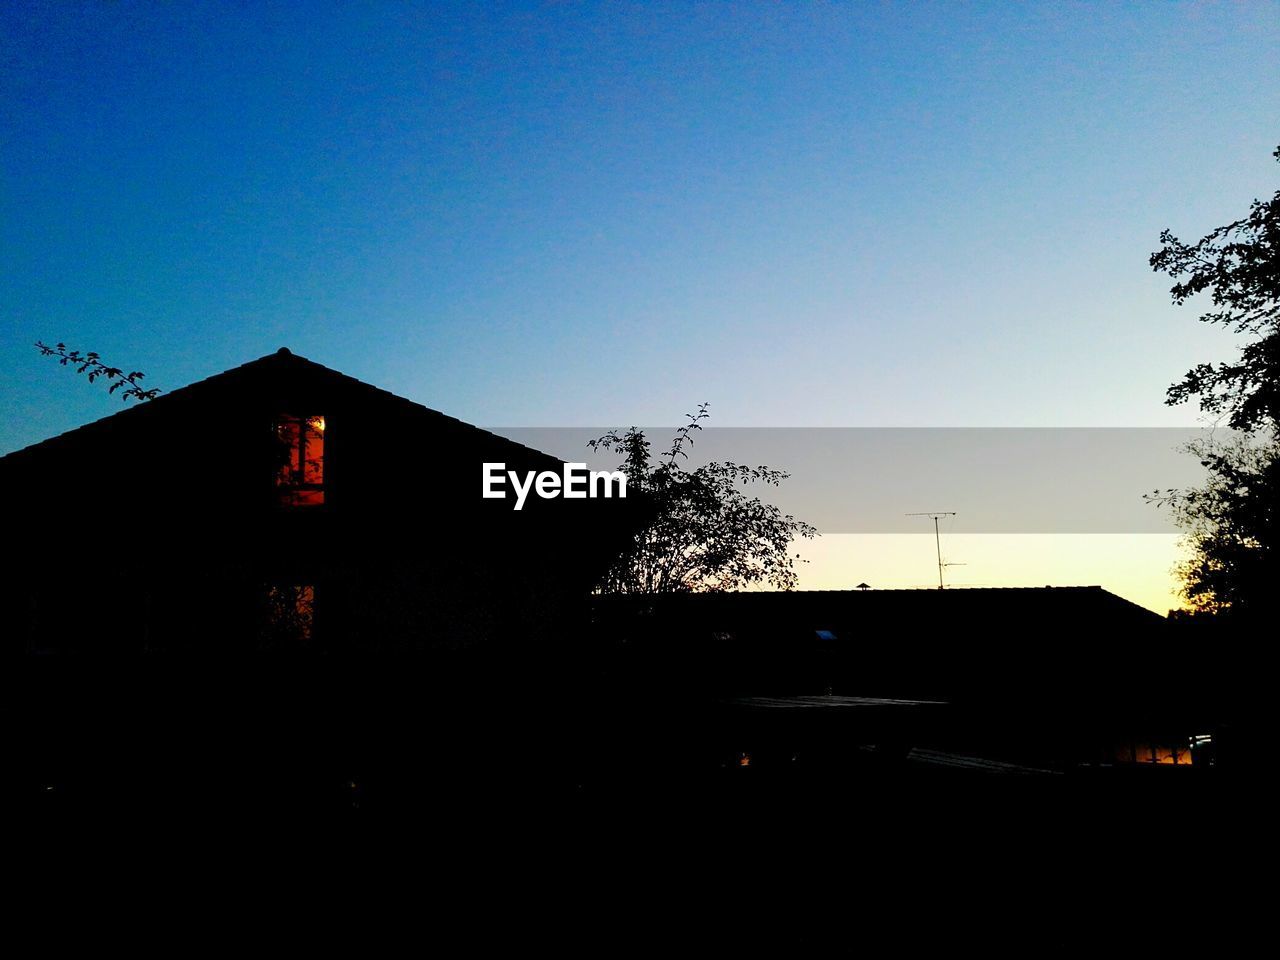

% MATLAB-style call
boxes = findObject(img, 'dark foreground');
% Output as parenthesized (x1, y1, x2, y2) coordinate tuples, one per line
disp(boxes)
(8, 660, 1259, 949)
(6, 657, 1245, 823)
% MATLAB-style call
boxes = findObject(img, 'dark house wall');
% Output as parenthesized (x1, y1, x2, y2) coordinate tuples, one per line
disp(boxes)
(1, 351, 646, 808)
(0, 349, 633, 660)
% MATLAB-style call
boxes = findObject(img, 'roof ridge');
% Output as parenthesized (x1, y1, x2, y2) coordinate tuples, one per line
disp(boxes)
(2, 348, 562, 465)
(1, 349, 288, 461)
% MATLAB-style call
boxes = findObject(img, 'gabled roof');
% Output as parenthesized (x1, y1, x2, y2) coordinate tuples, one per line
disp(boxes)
(594, 585, 1166, 627)
(1, 347, 559, 467)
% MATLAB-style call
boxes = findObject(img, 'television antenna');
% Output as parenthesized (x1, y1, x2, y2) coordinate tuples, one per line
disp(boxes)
(906, 512, 961, 589)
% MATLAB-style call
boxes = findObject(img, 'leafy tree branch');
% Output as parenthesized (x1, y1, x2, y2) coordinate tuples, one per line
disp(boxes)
(1147, 144, 1279, 615)
(35, 341, 161, 402)
(590, 404, 817, 594)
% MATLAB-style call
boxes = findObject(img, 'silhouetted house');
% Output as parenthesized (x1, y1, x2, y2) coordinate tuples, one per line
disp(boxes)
(594, 586, 1165, 692)
(593, 588, 1201, 770)
(1, 348, 632, 660)
(0, 360, 1212, 802)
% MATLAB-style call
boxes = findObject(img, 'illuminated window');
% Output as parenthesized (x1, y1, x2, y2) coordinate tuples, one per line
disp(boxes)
(1112, 741, 1194, 766)
(274, 414, 325, 506)
(261, 584, 316, 649)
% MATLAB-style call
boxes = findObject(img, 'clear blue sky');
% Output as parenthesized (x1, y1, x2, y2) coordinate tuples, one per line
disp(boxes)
(3, 2, 1278, 454)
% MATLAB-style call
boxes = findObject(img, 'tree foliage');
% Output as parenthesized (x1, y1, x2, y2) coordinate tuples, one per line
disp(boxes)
(35, 341, 161, 402)
(1150, 433, 1279, 616)
(1149, 145, 1280, 616)
(589, 404, 817, 594)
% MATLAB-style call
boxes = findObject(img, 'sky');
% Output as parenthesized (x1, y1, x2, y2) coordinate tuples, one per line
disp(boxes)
(3, 2, 1278, 612)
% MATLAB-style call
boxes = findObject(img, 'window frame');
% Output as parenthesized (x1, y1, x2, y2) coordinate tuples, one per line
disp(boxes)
(273, 413, 327, 507)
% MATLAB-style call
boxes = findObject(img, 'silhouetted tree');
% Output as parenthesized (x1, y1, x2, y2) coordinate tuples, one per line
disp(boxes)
(1149, 144, 1279, 616)
(35, 341, 161, 402)
(1153, 433, 1279, 615)
(590, 404, 816, 593)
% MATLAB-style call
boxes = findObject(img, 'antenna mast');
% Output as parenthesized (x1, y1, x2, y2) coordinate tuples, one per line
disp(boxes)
(907, 512, 957, 589)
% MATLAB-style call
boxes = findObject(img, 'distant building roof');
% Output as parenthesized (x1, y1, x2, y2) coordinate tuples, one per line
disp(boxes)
(593, 585, 1165, 638)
